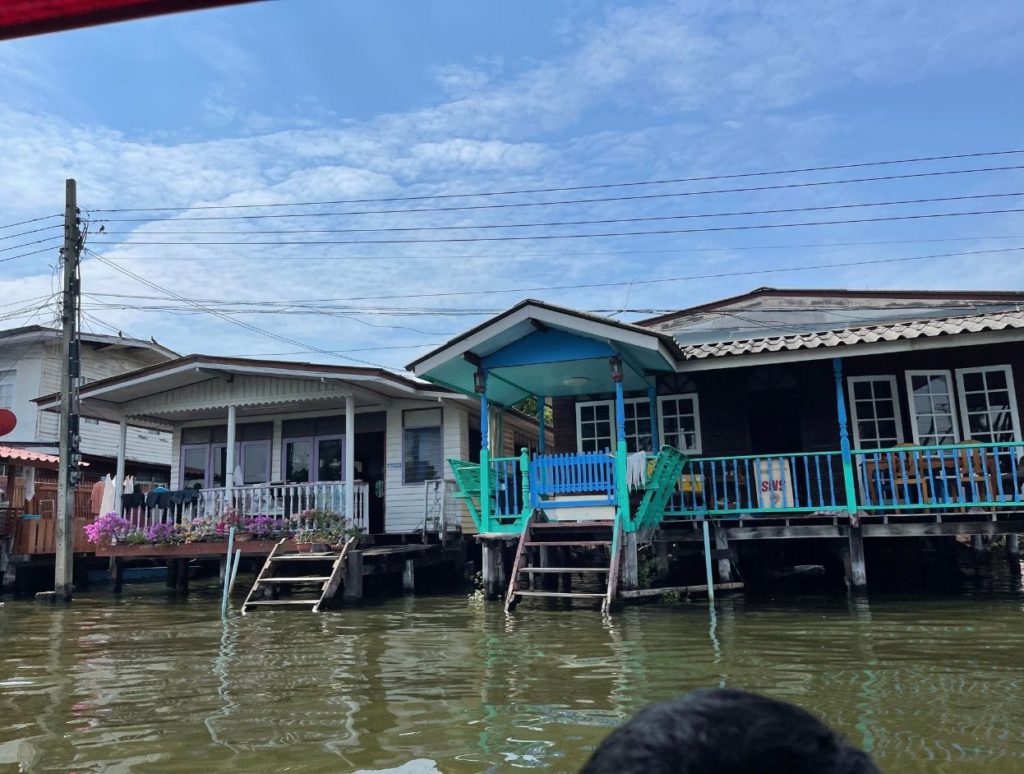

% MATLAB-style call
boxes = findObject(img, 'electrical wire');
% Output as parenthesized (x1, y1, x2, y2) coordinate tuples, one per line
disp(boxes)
(0, 236, 64, 254)
(90, 164, 1024, 225)
(0, 213, 62, 231)
(86, 205, 1024, 246)
(86, 148, 1024, 213)
(84, 248, 398, 370)
(0, 223, 64, 242)
(0, 244, 63, 264)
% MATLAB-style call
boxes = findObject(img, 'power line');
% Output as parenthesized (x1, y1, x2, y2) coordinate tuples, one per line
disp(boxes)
(0, 244, 63, 264)
(79, 245, 1024, 305)
(86, 148, 1024, 213)
(72, 234, 1024, 262)
(86, 206, 1024, 246)
(0, 236, 63, 254)
(84, 248, 397, 370)
(0, 213, 62, 232)
(90, 163, 1024, 225)
(0, 223, 64, 242)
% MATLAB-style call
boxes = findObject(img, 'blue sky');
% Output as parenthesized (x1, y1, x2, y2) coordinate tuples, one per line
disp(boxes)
(1, 0, 1023, 367)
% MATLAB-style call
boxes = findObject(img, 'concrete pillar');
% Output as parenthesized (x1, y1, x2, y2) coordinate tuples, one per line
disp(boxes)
(846, 524, 867, 591)
(344, 394, 356, 526)
(1008, 534, 1020, 557)
(481, 539, 506, 600)
(343, 550, 364, 601)
(225, 404, 237, 493)
(622, 531, 639, 590)
(403, 559, 415, 592)
(715, 527, 733, 583)
(114, 416, 127, 515)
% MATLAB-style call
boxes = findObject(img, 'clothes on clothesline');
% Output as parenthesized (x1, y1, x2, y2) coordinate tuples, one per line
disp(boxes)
(90, 478, 106, 515)
(22, 466, 35, 503)
(626, 451, 648, 491)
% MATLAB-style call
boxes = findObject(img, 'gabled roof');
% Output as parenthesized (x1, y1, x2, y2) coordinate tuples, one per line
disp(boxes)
(0, 325, 178, 359)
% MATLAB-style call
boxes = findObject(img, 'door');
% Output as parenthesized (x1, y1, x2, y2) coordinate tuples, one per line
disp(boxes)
(748, 395, 803, 455)
(357, 430, 386, 534)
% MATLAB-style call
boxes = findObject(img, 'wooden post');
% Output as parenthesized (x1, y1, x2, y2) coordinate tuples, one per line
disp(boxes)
(654, 539, 669, 575)
(175, 559, 189, 593)
(344, 394, 355, 526)
(971, 534, 985, 553)
(165, 558, 178, 588)
(403, 559, 415, 592)
(481, 539, 505, 599)
(622, 531, 639, 590)
(536, 396, 546, 454)
(343, 550, 363, 601)
(702, 520, 715, 602)
(110, 557, 124, 594)
(846, 523, 867, 591)
(1008, 534, 1020, 557)
(648, 386, 659, 449)
(478, 370, 491, 534)
(714, 525, 733, 583)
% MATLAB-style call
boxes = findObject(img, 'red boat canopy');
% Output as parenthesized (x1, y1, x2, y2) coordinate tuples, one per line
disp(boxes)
(0, 1, 261, 41)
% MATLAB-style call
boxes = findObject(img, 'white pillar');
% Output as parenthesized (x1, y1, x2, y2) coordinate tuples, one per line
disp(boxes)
(345, 394, 355, 524)
(113, 416, 127, 514)
(225, 405, 237, 493)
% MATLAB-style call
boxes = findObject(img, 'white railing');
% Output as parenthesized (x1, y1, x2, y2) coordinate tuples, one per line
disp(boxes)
(423, 479, 459, 534)
(122, 481, 370, 534)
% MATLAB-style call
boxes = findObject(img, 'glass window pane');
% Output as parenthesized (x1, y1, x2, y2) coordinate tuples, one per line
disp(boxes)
(986, 370, 1008, 390)
(404, 427, 442, 484)
(318, 439, 343, 481)
(243, 443, 269, 484)
(961, 371, 985, 392)
(853, 382, 872, 400)
(286, 441, 312, 482)
(182, 447, 207, 489)
(874, 380, 892, 399)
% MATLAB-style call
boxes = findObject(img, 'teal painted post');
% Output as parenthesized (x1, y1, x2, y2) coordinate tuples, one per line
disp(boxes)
(479, 371, 491, 533)
(702, 519, 715, 603)
(537, 396, 546, 455)
(648, 386, 659, 449)
(614, 376, 631, 529)
(833, 358, 859, 514)
(519, 447, 530, 521)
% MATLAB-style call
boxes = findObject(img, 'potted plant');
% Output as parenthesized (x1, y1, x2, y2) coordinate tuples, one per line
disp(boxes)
(293, 528, 316, 553)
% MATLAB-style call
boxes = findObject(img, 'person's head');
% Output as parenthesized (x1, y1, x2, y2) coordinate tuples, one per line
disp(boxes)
(580, 688, 878, 774)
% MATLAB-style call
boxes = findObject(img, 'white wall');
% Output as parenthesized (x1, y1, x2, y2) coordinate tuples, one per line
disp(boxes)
(0, 351, 46, 445)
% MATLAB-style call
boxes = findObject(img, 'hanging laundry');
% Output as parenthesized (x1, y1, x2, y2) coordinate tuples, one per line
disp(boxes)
(122, 474, 135, 494)
(99, 474, 116, 515)
(90, 477, 106, 516)
(627, 451, 649, 491)
(22, 466, 35, 503)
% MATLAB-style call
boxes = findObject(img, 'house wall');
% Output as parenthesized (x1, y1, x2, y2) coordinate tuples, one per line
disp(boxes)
(549, 341, 1024, 457)
(0, 350, 46, 445)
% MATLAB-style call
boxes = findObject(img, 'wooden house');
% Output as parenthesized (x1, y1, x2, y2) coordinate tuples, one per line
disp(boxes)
(411, 290, 1024, 607)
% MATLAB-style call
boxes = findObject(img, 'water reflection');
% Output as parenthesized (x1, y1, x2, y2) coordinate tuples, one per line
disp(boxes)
(1, 566, 1024, 771)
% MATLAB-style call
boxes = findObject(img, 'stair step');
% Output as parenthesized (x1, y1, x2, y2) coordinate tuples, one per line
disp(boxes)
(524, 540, 610, 547)
(515, 591, 607, 599)
(243, 599, 319, 607)
(532, 521, 613, 529)
(269, 554, 338, 561)
(259, 576, 331, 584)
(518, 566, 608, 574)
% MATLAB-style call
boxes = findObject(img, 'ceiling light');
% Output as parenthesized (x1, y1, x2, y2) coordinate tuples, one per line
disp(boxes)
(562, 376, 590, 387)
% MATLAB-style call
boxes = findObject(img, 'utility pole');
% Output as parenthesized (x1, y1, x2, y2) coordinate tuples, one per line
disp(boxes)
(42, 179, 81, 603)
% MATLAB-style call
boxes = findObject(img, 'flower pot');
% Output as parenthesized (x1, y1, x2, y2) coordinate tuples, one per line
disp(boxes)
(310, 542, 330, 553)
(295, 542, 313, 553)
(234, 532, 253, 544)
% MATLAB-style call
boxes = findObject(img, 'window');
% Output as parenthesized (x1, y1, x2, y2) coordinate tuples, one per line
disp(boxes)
(403, 408, 442, 484)
(658, 394, 701, 453)
(317, 437, 344, 481)
(181, 445, 209, 489)
(955, 366, 1021, 443)
(241, 441, 271, 484)
(847, 376, 903, 449)
(577, 395, 701, 453)
(906, 370, 959, 445)
(0, 371, 14, 410)
(284, 439, 313, 482)
(576, 401, 615, 452)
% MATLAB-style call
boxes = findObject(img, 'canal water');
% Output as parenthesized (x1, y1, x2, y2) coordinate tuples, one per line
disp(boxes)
(2, 560, 1024, 773)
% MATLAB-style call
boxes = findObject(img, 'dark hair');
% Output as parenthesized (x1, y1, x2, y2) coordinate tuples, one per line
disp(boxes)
(580, 688, 879, 774)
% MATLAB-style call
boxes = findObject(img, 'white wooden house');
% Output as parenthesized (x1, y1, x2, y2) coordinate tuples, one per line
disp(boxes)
(0, 326, 176, 478)
(39, 355, 545, 534)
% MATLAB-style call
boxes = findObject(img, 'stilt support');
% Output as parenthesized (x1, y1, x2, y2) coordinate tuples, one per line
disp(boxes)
(971, 534, 986, 553)
(343, 550, 364, 601)
(655, 540, 669, 576)
(1008, 534, 1020, 557)
(111, 557, 124, 594)
(622, 531, 639, 590)
(714, 525, 733, 583)
(846, 523, 867, 591)
(403, 559, 415, 593)
(482, 540, 506, 600)
(175, 559, 190, 593)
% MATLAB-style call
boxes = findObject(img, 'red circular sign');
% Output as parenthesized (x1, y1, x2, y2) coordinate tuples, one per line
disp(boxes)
(0, 409, 16, 437)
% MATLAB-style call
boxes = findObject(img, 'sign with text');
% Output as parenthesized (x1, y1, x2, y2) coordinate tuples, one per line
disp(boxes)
(756, 458, 794, 509)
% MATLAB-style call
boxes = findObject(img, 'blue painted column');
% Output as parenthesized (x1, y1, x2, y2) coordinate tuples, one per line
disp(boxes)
(536, 396, 546, 455)
(648, 386, 659, 450)
(833, 358, 858, 515)
(613, 361, 631, 528)
(479, 370, 491, 533)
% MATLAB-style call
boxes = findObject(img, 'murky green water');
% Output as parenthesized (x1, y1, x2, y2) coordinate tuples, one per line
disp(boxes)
(2, 563, 1024, 773)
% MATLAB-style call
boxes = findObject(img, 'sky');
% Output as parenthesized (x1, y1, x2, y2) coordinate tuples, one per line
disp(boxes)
(1, 0, 1023, 369)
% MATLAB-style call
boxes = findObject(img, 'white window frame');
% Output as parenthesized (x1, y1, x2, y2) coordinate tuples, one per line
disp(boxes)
(657, 393, 702, 454)
(905, 369, 960, 445)
(954, 365, 1022, 443)
(576, 399, 616, 453)
(576, 394, 701, 454)
(847, 375, 904, 449)
(0, 370, 14, 410)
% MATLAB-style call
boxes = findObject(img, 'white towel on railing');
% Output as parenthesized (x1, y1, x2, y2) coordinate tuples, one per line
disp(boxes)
(627, 452, 648, 491)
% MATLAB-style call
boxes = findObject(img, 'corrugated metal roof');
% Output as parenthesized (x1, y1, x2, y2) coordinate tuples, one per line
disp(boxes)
(0, 445, 60, 466)
(680, 309, 1024, 360)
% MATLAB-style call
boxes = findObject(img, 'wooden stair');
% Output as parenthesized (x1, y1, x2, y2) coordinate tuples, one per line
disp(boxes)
(241, 537, 356, 614)
(505, 515, 622, 614)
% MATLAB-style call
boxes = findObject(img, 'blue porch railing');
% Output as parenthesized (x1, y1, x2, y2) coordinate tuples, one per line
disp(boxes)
(664, 451, 848, 517)
(853, 442, 1024, 510)
(528, 451, 617, 509)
